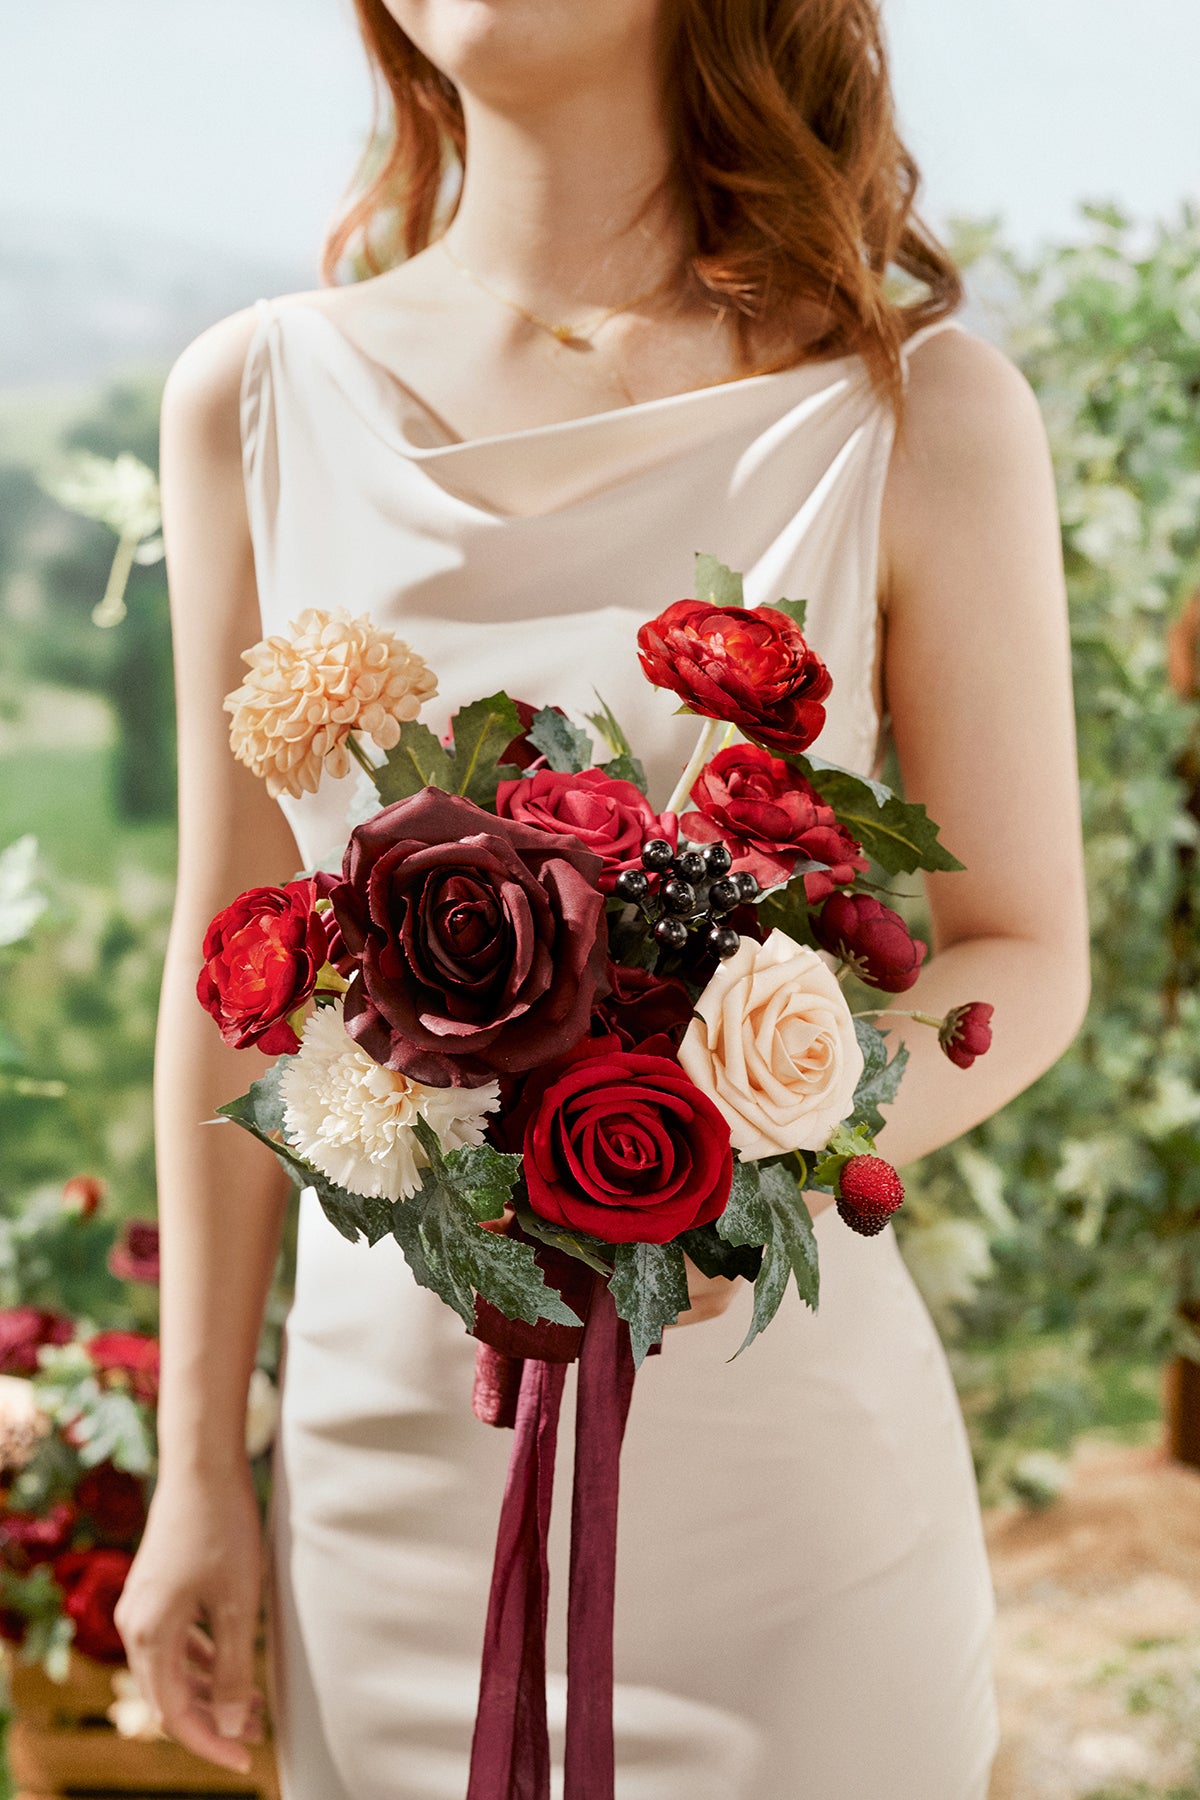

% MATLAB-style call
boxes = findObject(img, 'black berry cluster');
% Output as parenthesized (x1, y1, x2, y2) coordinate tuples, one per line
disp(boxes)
(615, 840, 759, 959)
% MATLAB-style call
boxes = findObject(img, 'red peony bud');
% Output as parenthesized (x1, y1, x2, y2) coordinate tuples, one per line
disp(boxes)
(836, 1155, 905, 1237)
(938, 1002, 994, 1069)
(814, 892, 927, 993)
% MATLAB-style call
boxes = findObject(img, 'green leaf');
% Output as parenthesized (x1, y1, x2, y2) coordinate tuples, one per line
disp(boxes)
(753, 884, 820, 949)
(609, 1240, 691, 1366)
(216, 1065, 397, 1246)
(766, 596, 808, 633)
(717, 1161, 819, 1354)
(693, 553, 744, 608)
(677, 1221, 763, 1283)
(392, 1120, 582, 1331)
(812, 1120, 877, 1190)
(526, 707, 595, 773)
(600, 752, 648, 793)
(445, 692, 525, 805)
(374, 722, 454, 805)
(789, 754, 965, 876)
(512, 1203, 616, 1278)
(849, 1020, 910, 1135)
(585, 692, 635, 759)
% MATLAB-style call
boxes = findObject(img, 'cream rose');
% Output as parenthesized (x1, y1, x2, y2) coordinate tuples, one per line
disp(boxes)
(678, 929, 864, 1159)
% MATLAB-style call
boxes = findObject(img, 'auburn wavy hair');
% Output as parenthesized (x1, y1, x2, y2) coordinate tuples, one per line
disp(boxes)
(323, 0, 963, 420)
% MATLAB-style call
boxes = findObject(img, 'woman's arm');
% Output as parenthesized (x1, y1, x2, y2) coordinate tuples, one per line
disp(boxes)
(857, 326, 1090, 1181)
(115, 310, 300, 1773)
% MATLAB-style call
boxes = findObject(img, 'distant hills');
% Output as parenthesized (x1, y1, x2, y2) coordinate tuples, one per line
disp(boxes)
(0, 211, 309, 388)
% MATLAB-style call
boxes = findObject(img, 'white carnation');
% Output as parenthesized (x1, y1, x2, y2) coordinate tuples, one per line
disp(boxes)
(279, 999, 500, 1201)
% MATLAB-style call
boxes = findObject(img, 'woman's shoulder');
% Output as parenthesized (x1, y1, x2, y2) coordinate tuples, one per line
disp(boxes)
(899, 320, 1044, 465)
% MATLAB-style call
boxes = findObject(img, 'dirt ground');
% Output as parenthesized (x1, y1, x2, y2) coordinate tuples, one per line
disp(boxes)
(988, 1443, 1200, 1800)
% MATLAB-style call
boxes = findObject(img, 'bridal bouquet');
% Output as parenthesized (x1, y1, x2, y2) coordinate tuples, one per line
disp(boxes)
(199, 555, 992, 1362)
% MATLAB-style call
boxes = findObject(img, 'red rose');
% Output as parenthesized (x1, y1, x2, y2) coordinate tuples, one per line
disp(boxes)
(814, 893, 928, 993)
(331, 788, 608, 1087)
(939, 1002, 994, 1069)
(0, 1307, 73, 1377)
(496, 768, 676, 895)
(523, 1038, 733, 1245)
(637, 601, 832, 754)
(0, 1503, 76, 1572)
(590, 963, 695, 1051)
(107, 1220, 160, 1286)
(85, 1332, 160, 1404)
(197, 879, 329, 1054)
(682, 744, 869, 895)
(75, 1463, 147, 1546)
(53, 1548, 132, 1663)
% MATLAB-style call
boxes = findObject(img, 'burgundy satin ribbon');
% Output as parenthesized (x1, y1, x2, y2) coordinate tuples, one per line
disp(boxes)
(467, 1276, 637, 1800)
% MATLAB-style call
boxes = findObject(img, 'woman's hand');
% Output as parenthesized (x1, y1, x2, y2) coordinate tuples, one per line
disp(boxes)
(115, 1460, 265, 1774)
(668, 1255, 740, 1328)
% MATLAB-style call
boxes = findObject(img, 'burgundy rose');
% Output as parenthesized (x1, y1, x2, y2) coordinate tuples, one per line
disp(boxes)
(0, 1503, 76, 1573)
(682, 744, 869, 895)
(53, 1548, 132, 1663)
(939, 1002, 994, 1069)
(523, 1038, 733, 1245)
(107, 1220, 160, 1286)
(814, 892, 928, 994)
(637, 600, 832, 754)
(331, 788, 609, 1087)
(591, 963, 695, 1051)
(76, 1464, 147, 1546)
(85, 1332, 160, 1404)
(197, 879, 329, 1054)
(0, 1307, 73, 1377)
(496, 768, 676, 895)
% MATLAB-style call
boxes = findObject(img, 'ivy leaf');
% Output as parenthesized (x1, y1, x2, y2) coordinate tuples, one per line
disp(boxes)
(717, 1161, 819, 1354)
(512, 1203, 616, 1278)
(216, 1065, 396, 1247)
(766, 596, 808, 632)
(526, 706, 595, 774)
(693, 553, 745, 608)
(445, 692, 524, 806)
(677, 1221, 763, 1283)
(788, 754, 965, 876)
(849, 1020, 910, 1135)
(600, 751, 648, 793)
(374, 722, 454, 805)
(391, 1120, 582, 1331)
(609, 1240, 691, 1366)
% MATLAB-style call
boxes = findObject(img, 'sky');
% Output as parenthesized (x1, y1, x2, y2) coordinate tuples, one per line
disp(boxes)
(1, 0, 1197, 278)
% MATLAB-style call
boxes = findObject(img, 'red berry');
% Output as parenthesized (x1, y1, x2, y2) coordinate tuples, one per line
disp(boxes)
(836, 1155, 905, 1237)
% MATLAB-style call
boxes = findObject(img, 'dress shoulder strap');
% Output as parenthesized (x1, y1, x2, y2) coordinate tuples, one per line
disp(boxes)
(239, 298, 280, 560)
(899, 314, 965, 378)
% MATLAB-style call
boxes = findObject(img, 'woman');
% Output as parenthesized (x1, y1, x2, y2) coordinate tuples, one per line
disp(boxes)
(115, 2, 1090, 1795)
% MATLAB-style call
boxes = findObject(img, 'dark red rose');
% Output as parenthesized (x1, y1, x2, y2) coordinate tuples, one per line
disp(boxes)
(85, 1332, 159, 1404)
(197, 879, 329, 1054)
(523, 1038, 733, 1245)
(53, 1548, 132, 1663)
(814, 892, 928, 994)
(0, 1307, 74, 1377)
(61, 1175, 105, 1217)
(682, 744, 869, 895)
(331, 787, 609, 1087)
(591, 963, 695, 1050)
(0, 1503, 76, 1572)
(496, 768, 676, 895)
(75, 1464, 147, 1546)
(939, 1002, 994, 1069)
(637, 600, 832, 754)
(107, 1220, 160, 1286)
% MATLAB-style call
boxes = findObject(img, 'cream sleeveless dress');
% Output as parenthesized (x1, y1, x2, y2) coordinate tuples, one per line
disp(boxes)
(240, 299, 999, 1800)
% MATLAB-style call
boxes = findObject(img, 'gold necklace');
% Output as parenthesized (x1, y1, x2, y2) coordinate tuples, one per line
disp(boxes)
(439, 237, 676, 347)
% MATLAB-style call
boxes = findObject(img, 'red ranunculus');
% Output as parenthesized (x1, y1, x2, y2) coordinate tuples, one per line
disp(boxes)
(637, 601, 832, 754)
(331, 788, 609, 1087)
(53, 1548, 132, 1663)
(0, 1307, 74, 1377)
(814, 892, 928, 994)
(0, 1503, 76, 1572)
(496, 768, 676, 895)
(107, 1220, 160, 1286)
(939, 1002, 994, 1069)
(197, 879, 329, 1054)
(590, 963, 695, 1051)
(75, 1463, 147, 1546)
(682, 744, 869, 895)
(523, 1038, 733, 1245)
(85, 1332, 160, 1404)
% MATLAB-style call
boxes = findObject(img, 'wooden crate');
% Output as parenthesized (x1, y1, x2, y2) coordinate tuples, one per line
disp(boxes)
(5, 1650, 279, 1799)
